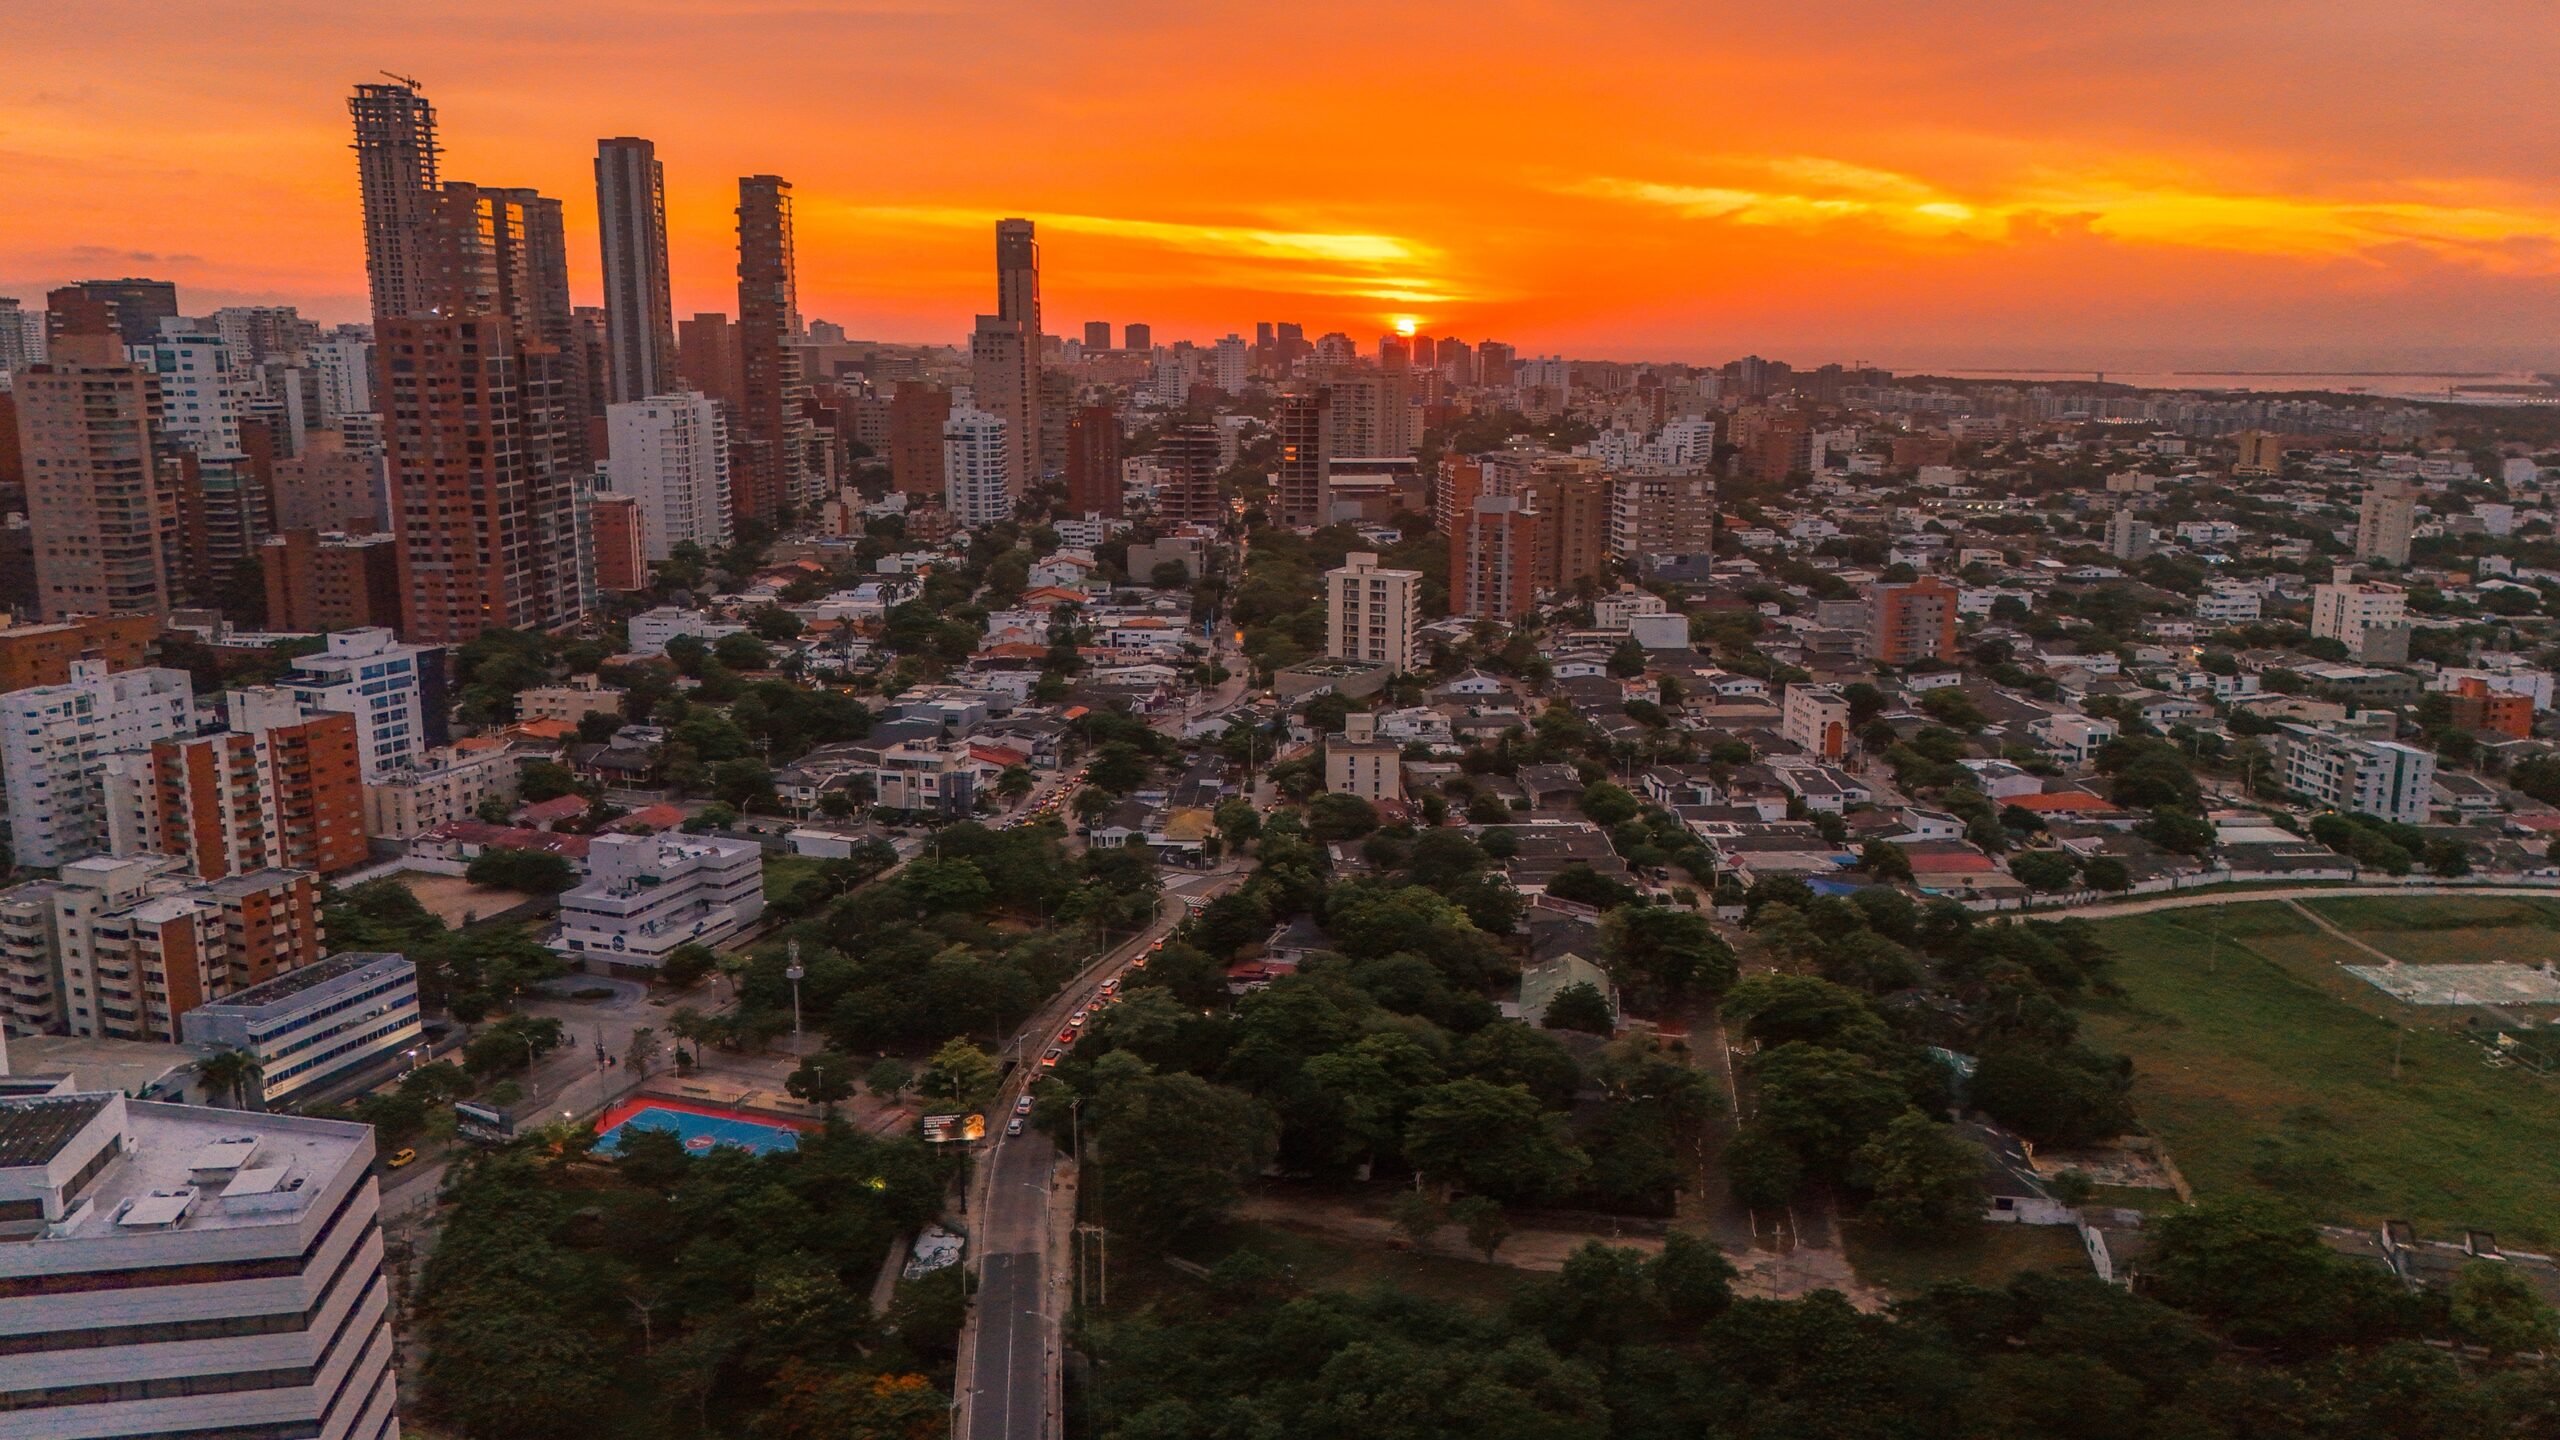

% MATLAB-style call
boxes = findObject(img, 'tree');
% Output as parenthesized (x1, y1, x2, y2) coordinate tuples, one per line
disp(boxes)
(1304, 791, 1379, 842)
(1579, 781, 1640, 826)
(1403, 1079, 1590, 1203)
(194, 1047, 264, 1108)
(916, 1038, 1001, 1112)
(2451, 1258, 2559, 1359)
(2145, 1199, 2421, 1352)
(712, 758, 777, 811)
(2008, 848, 2080, 892)
(466, 846, 577, 895)
(517, 760, 581, 803)
(1542, 981, 1616, 1034)
(1452, 1195, 1511, 1261)
(1389, 1190, 1446, 1249)
(2136, 807, 2217, 858)
(1970, 1046, 2134, 1147)
(659, 943, 718, 990)
(1725, 1121, 1805, 1208)
(1851, 1112, 1986, 1239)
(785, 1051, 860, 1112)
(1860, 841, 1914, 883)
(997, 765, 1035, 803)
(864, 1058, 915, 1101)
(1603, 905, 1739, 1003)
(624, 1026, 661, 1079)
(1093, 1071, 1276, 1242)
(1747, 1042, 1911, 1179)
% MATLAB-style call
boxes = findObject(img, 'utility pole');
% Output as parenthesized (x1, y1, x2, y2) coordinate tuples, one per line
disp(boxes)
(785, 939, 805, 1042)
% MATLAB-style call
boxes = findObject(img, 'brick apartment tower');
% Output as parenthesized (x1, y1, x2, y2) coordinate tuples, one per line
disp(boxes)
(888, 381, 953, 498)
(16, 301, 184, 620)
(1273, 392, 1330, 527)
(1152, 423, 1225, 526)
(1064, 404, 1123, 517)
(972, 218, 1043, 498)
(676, 312, 745, 412)
(733, 175, 814, 527)
(110, 696, 368, 881)
(595, 137, 679, 405)
(351, 80, 581, 643)
(1866, 577, 1960, 665)
(1454, 496, 1542, 623)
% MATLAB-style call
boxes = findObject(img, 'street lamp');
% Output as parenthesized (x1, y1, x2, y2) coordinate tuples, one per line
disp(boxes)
(785, 940, 806, 1042)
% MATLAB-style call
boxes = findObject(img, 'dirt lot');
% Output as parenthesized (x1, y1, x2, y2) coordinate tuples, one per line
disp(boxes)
(388, 868, 538, 927)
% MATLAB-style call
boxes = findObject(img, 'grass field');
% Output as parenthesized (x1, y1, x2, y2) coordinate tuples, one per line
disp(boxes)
(2299, 894, 2560, 966)
(2081, 902, 2560, 1244)
(759, 853, 824, 901)
(1840, 1221, 2090, 1296)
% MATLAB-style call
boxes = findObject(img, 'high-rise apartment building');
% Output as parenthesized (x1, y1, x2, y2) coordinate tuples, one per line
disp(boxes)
(595, 137, 679, 405)
(133, 325, 270, 594)
(1454, 496, 1541, 623)
(0, 616, 158, 693)
(733, 175, 815, 526)
(16, 323, 186, 621)
(1123, 323, 1152, 352)
(1866, 577, 1960, 665)
(1152, 423, 1224, 526)
(0, 1090, 400, 1440)
(47, 278, 179, 349)
(970, 315, 1035, 500)
(103, 689, 366, 881)
(282, 629, 446, 784)
(1525, 464, 1612, 594)
(1326, 552, 1422, 674)
(888, 381, 953, 498)
(1083, 320, 1112, 351)
(1609, 473, 1717, 577)
(1432, 455, 1484, 540)
(1273, 392, 1330, 527)
(2277, 725, 2436, 827)
(1065, 404, 1123, 517)
(590, 492, 649, 592)
(993, 218, 1044, 487)
(2311, 570, 2410, 661)
(351, 82, 582, 643)
(1323, 372, 1416, 457)
(262, 528, 403, 632)
(2357, 478, 2415, 567)
(943, 406, 1014, 529)
(1213, 334, 1249, 395)
(608, 391, 733, 561)
(0, 660, 196, 868)
(676, 312, 745, 412)
(270, 428, 385, 533)
(0, 295, 44, 376)
(0, 858, 324, 1040)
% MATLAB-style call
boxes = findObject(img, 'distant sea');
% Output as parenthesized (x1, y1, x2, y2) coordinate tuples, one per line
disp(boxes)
(1903, 368, 2559, 405)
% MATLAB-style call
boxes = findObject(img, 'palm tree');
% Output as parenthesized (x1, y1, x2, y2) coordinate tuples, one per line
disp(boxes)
(194, 1048, 265, 1110)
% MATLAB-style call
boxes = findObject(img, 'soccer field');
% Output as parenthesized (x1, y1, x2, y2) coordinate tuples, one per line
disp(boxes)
(2080, 901, 2560, 1245)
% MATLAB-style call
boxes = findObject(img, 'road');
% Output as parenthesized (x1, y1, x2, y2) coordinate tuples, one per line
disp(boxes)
(2031, 880, 2560, 920)
(955, 863, 1243, 1440)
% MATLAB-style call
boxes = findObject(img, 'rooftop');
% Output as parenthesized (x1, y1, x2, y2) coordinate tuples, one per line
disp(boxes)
(0, 1095, 112, 1169)
(47, 1101, 370, 1239)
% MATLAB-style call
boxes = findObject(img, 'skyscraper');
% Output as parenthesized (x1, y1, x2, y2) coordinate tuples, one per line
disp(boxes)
(350, 80, 581, 643)
(1273, 391, 1330, 528)
(1152, 423, 1223, 525)
(943, 405, 1013, 529)
(975, 218, 1043, 496)
(17, 311, 185, 620)
(1065, 404, 1123, 517)
(46, 278, 179, 348)
(676, 312, 744, 412)
(608, 391, 734, 560)
(595, 137, 678, 405)
(1083, 320, 1112, 351)
(888, 381, 953, 497)
(734, 174, 815, 526)
(1124, 322, 1152, 352)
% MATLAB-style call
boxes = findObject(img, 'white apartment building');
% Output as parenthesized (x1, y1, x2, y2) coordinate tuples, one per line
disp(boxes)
(1323, 712, 1404, 803)
(129, 327, 251, 461)
(0, 859, 321, 1042)
(606, 391, 733, 561)
(2280, 726, 2437, 826)
(2195, 582, 2262, 625)
(626, 607, 746, 659)
(1213, 334, 1249, 395)
(1594, 588, 1670, 630)
(551, 832, 765, 971)
(0, 1092, 400, 1440)
(283, 630, 439, 785)
(1781, 683, 1850, 761)
(2356, 478, 2415, 567)
(943, 405, 1014, 529)
(361, 744, 522, 842)
(1325, 552, 1422, 675)
(2309, 573, 2407, 654)
(180, 951, 421, 1107)
(1, 661, 196, 868)
(2033, 712, 2120, 768)
(307, 335, 374, 418)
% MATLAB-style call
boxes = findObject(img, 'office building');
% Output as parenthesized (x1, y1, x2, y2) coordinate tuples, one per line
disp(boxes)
(1272, 392, 1329, 527)
(1123, 323, 1151, 352)
(1151, 423, 1224, 525)
(1866, 577, 1959, 665)
(1326, 552, 1422, 674)
(0, 1091, 399, 1440)
(282, 629, 446, 784)
(1082, 320, 1112, 351)
(942, 406, 1014, 529)
(0, 616, 159, 693)
(181, 950, 422, 1107)
(551, 832, 765, 973)
(0, 857, 324, 1040)
(16, 320, 185, 621)
(1065, 404, 1122, 518)
(1609, 473, 1716, 577)
(262, 529, 402, 633)
(1454, 496, 1541, 623)
(102, 690, 367, 881)
(1324, 711, 1403, 803)
(2278, 725, 2436, 826)
(733, 175, 815, 526)
(607, 391, 733, 561)
(0, 660, 196, 869)
(594, 137, 679, 405)
(2357, 478, 2415, 566)
(1782, 683, 1850, 761)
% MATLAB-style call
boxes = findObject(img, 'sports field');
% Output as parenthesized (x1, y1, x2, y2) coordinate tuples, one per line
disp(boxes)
(594, 1097, 810, 1157)
(2080, 899, 2560, 1245)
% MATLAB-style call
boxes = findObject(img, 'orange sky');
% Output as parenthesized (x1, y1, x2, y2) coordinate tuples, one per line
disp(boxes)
(6, 1, 2558, 370)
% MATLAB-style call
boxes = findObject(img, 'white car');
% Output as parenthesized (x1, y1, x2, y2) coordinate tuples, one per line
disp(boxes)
(1015, 1094, 1034, 1115)
(1006, 1117, 1024, 1136)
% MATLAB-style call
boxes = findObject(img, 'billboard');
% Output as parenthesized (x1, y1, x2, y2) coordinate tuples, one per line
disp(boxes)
(454, 1101, 516, 1142)
(920, 1113, 986, 1143)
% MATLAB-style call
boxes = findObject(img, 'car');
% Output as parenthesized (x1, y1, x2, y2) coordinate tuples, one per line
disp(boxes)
(1128, 955, 1147, 969)
(1058, 1027, 1079, 1044)
(385, 1147, 418, 1170)
(1041, 1048, 1063, 1066)
(1100, 977, 1119, 993)
(1006, 1117, 1025, 1136)
(1015, 1094, 1034, 1115)
(1070, 1010, 1088, 1025)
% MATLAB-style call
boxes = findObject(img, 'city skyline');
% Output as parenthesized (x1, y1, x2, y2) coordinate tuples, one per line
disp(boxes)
(5, 1, 2559, 369)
